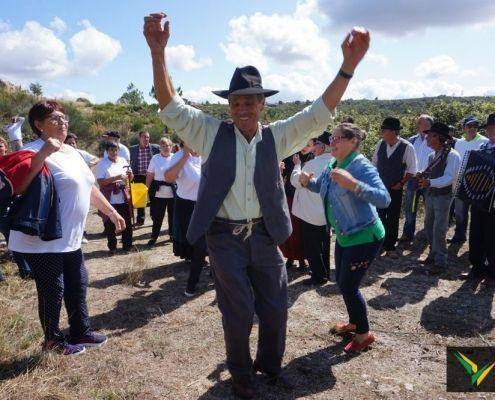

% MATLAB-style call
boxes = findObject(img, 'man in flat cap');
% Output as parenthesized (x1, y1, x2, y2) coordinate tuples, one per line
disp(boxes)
(144, 12, 369, 398)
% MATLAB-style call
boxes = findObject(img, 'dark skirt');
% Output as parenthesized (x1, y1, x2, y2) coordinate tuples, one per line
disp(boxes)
(279, 195, 305, 260)
(173, 196, 195, 260)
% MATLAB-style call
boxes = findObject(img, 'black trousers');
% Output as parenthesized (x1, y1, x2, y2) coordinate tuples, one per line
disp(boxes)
(186, 235, 207, 291)
(377, 187, 403, 251)
(133, 175, 147, 223)
(469, 206, 495, 279)
(104, 203, 133, 251)
(300, 220, 330, 281)
(150, 197, 174, 240)
(206, 219, 287, 378)
(22, 249, 90, 342)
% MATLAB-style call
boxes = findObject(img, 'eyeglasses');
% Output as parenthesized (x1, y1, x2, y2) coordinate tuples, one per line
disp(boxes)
(46, 114, 69, 125)
(329, 135, 349, 143)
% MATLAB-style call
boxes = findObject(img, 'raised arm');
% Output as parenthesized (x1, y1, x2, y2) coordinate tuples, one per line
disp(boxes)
(322, 28, 370, 112)
(143, 13, 175, 109)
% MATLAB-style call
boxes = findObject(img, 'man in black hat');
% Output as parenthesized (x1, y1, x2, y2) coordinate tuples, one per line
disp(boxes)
(144, 12, 369, 398)
(417, 122, 461, 274)
(290, 131, 333, 285)
(372, 117, 417, 258)
(464, 113, 495, 285)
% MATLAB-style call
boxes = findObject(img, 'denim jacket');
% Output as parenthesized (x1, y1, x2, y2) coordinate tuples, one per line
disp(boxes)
(307, 153, 390, 236)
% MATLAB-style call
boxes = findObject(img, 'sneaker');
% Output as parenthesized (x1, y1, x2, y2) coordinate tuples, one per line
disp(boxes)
(184, 284, 196, 297)
(43, 340, 86, 356)
(81, 237, 89, 244)
(69, 331, 108, 348)
(344, 332, 375, 353)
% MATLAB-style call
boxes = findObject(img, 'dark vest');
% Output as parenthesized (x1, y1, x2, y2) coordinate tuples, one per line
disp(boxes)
(427, 150, 451, 196)
(377, 139, 407, 188)
(186, 122, 292, 245)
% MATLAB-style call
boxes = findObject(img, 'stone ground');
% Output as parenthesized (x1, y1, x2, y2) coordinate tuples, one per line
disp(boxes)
(1, 209, 494, 400)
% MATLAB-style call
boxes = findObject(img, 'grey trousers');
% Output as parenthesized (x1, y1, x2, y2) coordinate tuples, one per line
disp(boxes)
(424, 193, 452, 266)
(206, 218, 287, 378)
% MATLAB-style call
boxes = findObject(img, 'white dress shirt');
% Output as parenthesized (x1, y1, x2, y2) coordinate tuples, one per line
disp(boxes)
(429, 149, 461, 189)
(410, 133, 433, 172)
(372, 138, 418, 176)
(290, 153, 333, 226)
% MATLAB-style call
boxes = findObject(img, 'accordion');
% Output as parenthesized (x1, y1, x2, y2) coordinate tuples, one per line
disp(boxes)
(455, 149, 495, 213)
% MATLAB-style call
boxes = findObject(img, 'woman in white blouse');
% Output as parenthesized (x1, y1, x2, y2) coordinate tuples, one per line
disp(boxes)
(9, 100, 125, 356)
(165, 141, 206, 296)
(146, 137, 175, 246)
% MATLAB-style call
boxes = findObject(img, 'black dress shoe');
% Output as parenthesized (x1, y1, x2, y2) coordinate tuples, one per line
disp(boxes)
(447, 237, 465, 244)
(231, 375, 255, 399)
(147, 239, 156, 247)
(302, 277, 326, 286)
(253, 363, 294, 390)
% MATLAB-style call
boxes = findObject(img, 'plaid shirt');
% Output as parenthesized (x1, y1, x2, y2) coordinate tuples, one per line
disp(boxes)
(137, 146, 152, 175)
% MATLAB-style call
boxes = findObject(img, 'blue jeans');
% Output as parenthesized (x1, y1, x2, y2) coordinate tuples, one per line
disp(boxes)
(402, 188, 426, 239)
(334, 239, 383, 334)
(424, 194, 452, 266)
(453, 198, 469, 241)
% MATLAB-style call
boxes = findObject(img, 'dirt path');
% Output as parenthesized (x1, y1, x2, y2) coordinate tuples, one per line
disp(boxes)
(1, 209, 494, 399)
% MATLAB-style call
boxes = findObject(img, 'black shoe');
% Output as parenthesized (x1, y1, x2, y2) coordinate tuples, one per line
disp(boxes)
(253, 363, 294, 390)
(285, 259, 295, 268)
(302, 277, 326, 286)
(147, 239, 156, 247)
(298, 261, 309, 269)
(135, 220, 145, 227)
(428, 264, 445, 275)
(447, 237, 465, 244)
(231, 375, 255, 399)
(398, 236, 413, 243)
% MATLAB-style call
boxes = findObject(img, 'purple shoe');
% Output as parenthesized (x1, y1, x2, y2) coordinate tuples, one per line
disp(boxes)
(70, 331, 108, 348)
(42, 340, 86, 356)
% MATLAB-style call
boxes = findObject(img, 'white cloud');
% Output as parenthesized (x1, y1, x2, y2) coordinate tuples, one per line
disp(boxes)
(167, 45, 212, 71)
(49, 16, 67, 34)
(367, 52, 389, 66)
(414, 55, 459, 79)
(182, 86, 227, 104)
(318, 0, 495, 35)
(0, 21, 69, 80)
(0, 19, 121, 81)
(221, 0, 331, 74)
(345, 78, 464, 99)
(264, 72, 324, 102)
(69, 20, 121, 75)
(52, 88, 95, 103)
(0, 20, 10, 32)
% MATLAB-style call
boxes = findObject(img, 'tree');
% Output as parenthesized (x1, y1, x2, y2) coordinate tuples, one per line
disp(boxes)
(149, 84, 183, 101)
(29, 82, 43, 97)
(118, 83, 145, 106)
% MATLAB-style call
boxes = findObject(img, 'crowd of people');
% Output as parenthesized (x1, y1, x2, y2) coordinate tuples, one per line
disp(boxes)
(0, 11, 494, 399)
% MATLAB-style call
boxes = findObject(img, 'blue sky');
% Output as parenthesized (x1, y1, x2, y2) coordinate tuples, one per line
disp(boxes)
(1, 0, 495, 104)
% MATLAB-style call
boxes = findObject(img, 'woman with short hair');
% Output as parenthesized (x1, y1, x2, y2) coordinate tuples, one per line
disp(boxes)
(146, 137, 175, 245)
(95, 141, 134, 253)
(165, 142, 206, 296)
(300, 123, 390, 353)
(8, 100, 125, 355)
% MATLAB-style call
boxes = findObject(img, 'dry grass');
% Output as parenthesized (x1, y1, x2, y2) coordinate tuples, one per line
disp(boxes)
(1, 211, 494, 399)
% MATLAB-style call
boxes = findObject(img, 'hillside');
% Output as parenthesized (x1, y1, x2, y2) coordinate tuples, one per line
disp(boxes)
(2, 82, 495, 157)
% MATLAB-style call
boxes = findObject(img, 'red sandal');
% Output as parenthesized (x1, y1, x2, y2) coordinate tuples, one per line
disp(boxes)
(330, 322, 357, 335)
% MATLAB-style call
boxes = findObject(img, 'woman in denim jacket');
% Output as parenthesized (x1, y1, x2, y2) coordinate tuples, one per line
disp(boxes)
(300, 123, 390, 353)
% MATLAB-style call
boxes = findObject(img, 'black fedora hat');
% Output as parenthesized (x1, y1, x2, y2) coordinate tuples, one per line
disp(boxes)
(316, 131, 331, 146)
(424, 122, 452, 141)
(380, 117, 403, 131)
(212, 66, 279, 99)
(481, 113, 495, 128)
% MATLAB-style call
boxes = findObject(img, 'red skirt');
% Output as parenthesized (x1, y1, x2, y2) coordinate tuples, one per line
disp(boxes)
(279, 196, 305, 260)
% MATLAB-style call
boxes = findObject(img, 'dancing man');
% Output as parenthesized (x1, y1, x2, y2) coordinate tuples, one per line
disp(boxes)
(144, 12, 369, 398)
